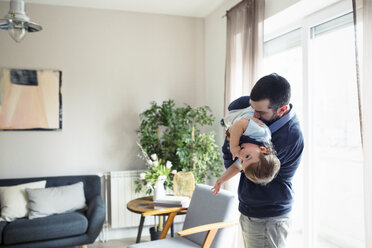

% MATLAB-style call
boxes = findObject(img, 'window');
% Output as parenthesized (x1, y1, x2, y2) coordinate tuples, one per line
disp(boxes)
(263, 27, 304, 248)
(310, 12, 364, 247)
(263, 3, 364, 248)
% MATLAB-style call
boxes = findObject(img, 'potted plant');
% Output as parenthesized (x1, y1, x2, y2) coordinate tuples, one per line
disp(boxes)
(135, 99, 222, 193)
(135, 146, 176, 197)
(133, 145, 177, 240)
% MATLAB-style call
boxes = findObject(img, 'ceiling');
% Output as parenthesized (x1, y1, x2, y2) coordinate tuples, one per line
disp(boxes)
(1, 0, 229, 18)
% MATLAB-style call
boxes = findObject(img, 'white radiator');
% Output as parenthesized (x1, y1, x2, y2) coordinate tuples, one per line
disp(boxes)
(109, 170, 147, 228)
(108, 170, 185, 229)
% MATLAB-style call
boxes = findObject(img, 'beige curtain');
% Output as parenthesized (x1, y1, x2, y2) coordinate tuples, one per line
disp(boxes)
(224, 0, 264, 112)
(354, 0, 372, 246)
(223, 1, 264, 247)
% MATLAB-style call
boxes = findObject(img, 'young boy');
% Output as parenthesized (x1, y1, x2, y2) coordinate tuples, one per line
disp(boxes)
(212, 107, 280, 194)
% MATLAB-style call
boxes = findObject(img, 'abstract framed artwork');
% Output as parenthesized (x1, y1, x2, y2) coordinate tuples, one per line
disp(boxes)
(0, 68, 62, 131)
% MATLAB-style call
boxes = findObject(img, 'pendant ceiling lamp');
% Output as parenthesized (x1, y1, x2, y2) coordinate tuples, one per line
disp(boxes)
(0, 0, 42, 42)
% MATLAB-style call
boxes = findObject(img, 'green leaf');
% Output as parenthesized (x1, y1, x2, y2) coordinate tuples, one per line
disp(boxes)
(136, 99, 223, 193)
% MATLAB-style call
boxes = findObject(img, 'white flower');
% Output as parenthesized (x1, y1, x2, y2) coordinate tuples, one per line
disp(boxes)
(171, 170, 177, 175)
(139, 173, 146, 180)
(166, 161, 172, 169)
(151, 154, 157, 161)
(147, 160, 153, 166)
(153, 161, 159, 167)
(158, 175, 167, 181)
(146, 182, 152, 188)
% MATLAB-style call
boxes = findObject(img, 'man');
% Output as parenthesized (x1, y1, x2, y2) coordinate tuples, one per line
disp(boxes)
(222, 73, 304, 248)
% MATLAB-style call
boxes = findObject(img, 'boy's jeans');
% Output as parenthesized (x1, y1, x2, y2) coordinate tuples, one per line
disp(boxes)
(240, 213, 291, 248)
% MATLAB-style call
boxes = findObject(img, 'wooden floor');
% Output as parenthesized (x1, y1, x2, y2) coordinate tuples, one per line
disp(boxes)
(71, 236, 151, 248)
(74, 234, 342, 248)
(89, 238, 137, 248)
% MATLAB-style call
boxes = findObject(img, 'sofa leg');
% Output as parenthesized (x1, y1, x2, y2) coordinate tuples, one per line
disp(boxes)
(80, 245, 88, 248)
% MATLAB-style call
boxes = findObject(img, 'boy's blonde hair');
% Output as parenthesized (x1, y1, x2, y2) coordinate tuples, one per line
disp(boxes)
(244, 151, 280, 185)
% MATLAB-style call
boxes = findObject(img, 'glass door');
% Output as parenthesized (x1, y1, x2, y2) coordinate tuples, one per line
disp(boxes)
(309, 12, 364, 248)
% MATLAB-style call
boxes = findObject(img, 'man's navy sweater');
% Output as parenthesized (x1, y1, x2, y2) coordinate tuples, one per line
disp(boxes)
(223, 96, 304, 218)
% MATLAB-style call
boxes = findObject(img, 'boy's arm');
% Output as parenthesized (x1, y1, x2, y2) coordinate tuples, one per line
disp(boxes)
(229, 118, 249, 159)
(212, 164, 242, 194)
(220, 163, 242, 182)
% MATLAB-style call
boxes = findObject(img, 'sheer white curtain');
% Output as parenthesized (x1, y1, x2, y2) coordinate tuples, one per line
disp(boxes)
(354, 0, 372, 247)
(223, 0, 264, 247)
(361, 0, 372, 247)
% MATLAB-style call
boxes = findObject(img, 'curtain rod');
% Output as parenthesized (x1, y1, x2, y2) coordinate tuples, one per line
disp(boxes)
(222, 0, 246, 18)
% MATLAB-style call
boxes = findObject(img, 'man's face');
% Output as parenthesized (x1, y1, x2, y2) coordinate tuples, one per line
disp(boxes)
(249, 99, 280, 125)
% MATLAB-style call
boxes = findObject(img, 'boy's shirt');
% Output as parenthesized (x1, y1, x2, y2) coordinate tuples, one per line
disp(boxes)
(243, 119, 271, 144)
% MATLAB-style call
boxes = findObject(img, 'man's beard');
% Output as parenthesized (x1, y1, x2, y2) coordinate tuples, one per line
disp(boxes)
(262, 112, 281, 126)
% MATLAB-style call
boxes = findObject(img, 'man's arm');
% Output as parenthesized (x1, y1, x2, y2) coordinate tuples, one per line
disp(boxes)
(228, 96, 250, 111)
(222, 137, 235, 169)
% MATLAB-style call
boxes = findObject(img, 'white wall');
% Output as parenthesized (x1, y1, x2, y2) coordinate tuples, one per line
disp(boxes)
(265, 0, 300, 18)
(0, 0, 301, 179)
(0, 3, 205, 178)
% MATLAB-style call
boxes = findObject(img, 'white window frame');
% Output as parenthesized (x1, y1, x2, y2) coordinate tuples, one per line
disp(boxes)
(264, 1, 355, 247)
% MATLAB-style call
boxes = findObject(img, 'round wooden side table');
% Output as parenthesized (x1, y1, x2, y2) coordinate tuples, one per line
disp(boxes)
(127, 196, 186, 243)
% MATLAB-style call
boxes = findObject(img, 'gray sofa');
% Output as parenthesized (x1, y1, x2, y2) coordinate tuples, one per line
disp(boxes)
(0, 175, 105, 248)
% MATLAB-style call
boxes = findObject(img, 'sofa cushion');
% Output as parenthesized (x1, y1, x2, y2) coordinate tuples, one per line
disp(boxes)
(0, 175, 101, 202)
(0, 180, 46, 221)
(3, 212, 88, 245)
(26, 181, 86, 219)
(0, 221, 7, 244)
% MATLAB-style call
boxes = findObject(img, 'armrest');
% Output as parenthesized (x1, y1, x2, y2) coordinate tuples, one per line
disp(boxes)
(142, 207, 187, 216)
(178, 222, 237, 236)
(86, 195, 106, 241)
(179, 222, 237, 248)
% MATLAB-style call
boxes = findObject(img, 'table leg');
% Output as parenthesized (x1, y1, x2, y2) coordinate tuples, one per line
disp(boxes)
(136, 216, 145, 243)
(171, 223, 174, 237)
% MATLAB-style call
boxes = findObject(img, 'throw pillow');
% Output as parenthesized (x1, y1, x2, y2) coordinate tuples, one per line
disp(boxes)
(26, 181, 86, 219)
(0, 180, 47, 222)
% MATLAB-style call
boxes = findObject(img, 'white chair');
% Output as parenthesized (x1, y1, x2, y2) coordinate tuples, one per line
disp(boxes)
(128, 184, 238, 248)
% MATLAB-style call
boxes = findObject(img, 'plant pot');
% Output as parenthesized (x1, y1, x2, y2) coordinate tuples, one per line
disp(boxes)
(149, 226, 162, 241)
(153, 176, 166, 201)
